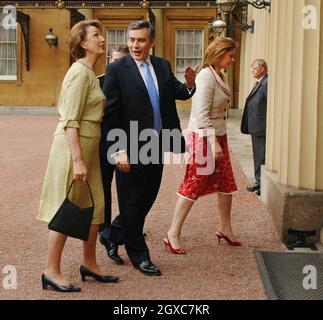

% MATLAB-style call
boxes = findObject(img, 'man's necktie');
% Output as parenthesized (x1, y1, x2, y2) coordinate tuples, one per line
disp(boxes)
(143, 61, 162, 134)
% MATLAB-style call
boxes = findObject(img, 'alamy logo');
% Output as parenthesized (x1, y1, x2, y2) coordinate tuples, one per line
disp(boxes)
(106, 123, 217, 175)
(2, 265, 17, 290)
(303, 5, 317, 30)
(302, 265, 317, 290)
(1, 5, 17, 29)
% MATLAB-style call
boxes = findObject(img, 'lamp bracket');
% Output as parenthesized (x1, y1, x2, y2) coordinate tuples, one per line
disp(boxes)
(244, 0, 271, 10)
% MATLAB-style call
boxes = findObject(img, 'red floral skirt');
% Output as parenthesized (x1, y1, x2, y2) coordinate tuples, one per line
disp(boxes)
(177, 132, 237, 201)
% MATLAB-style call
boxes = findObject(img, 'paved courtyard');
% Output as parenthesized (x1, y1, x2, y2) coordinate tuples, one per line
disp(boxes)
(0, 110, 284, 300)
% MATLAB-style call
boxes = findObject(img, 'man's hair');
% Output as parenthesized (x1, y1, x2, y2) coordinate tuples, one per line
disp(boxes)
(253, 59, 268, 71)
(111, 44, 129, 56)
(127, 20, 155, 40)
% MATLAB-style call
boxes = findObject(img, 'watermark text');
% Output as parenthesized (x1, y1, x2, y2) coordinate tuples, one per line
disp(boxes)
(1, 6, 17, 29)
(2, 265, 17, 290)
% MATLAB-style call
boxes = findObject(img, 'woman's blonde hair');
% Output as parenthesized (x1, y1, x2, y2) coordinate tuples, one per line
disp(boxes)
(69, 19, 102, 60)
(203, 37, 236, 68)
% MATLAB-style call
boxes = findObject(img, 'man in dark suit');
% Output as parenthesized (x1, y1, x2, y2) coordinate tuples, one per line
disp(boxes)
(101, 20, 197, 276)
(241, 59, 268, 197)
(98, 45, 129, 265)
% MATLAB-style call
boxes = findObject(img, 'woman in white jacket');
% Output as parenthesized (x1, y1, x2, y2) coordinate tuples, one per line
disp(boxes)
(164, 37, 241, 254)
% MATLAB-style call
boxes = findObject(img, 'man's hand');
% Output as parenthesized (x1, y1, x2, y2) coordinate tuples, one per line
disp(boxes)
(114, 152, 130, 173)
(184, 65, 199, 89)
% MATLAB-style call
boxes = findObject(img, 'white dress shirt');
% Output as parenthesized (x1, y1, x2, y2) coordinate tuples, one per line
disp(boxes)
(133, 57, 159, 95)
(257, 75, 265, 83)
(112, 57, 159, 160)
(134, 56, 195, 95)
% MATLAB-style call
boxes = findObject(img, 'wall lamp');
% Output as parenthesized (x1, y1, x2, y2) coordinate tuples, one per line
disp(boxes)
(45, 28, 58, 47)
(211, 12, 228, 37)
(211, 0, 271, 35)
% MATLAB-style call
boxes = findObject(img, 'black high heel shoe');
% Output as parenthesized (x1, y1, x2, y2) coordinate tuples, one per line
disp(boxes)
(80, 265, 119, 283)
(41, 274, 81, 292)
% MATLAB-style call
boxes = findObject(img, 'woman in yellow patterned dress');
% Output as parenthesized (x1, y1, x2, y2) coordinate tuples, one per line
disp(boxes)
(37, 20, 119, 292)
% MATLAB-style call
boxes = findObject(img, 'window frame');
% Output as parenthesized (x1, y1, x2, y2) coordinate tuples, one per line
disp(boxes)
(105, 28, 128, 65)
(0, 23, 22, 83)
(175, 29, 204, 82)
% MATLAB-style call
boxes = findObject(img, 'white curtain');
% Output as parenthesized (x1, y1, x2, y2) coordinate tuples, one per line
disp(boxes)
(175, 30, 203, 82)
(0, 25, 17, 79)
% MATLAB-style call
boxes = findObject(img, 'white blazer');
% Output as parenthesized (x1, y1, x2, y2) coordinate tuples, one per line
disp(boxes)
(188, 66, 231, 137)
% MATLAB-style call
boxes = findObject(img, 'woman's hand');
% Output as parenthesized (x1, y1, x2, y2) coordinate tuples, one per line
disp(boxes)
(73, 159, 87, 181)
(215, 142, 224, 161)
(65, 128, 87, 181)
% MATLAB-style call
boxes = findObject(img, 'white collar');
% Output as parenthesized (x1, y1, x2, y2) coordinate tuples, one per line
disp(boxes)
(207, 65, 231, 97)
(257, 75, 266, 83)
(133, 56, 152, 68)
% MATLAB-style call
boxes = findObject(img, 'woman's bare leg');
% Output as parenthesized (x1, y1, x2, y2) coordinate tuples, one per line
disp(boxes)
(167, 196, 194, 248)
(217, 193, 238, 241)
(83, 224, 108, 275)
(44, 230, 69, 286)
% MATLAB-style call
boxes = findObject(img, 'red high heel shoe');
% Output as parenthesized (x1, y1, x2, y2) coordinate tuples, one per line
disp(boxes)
(162, 235, 186, 254)
(215, 231, 242, 246)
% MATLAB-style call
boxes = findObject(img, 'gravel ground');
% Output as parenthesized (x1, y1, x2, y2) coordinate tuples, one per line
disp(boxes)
(0, 115, 283, 300)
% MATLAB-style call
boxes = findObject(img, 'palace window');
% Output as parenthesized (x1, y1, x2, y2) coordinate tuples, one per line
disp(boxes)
(175, 29, 203, 82)
(106, 29, 127, 64)
(0, 25, 17, 80)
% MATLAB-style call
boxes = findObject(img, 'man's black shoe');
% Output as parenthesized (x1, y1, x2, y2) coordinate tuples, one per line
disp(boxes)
(107, 242, 124, 265)
(134, 260, 161, 276)
(255, 189, 261, 197)
(99, 236, 124, 265)
(246, 183, 260, 192)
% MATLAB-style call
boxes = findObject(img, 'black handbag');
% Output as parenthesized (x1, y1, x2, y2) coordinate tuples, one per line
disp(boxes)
(48, 180, 94, 241)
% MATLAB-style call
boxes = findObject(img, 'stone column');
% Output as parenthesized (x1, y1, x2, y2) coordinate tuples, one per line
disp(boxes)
(150, 9, 163, 57)
(263, 0, 323, 242)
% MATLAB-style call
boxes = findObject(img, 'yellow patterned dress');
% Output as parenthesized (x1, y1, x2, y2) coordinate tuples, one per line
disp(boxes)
(37, 62, 106, 225)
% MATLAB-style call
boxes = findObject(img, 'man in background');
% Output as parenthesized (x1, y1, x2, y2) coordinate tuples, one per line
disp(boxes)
(241, 59, 268, 197)
(98, 45, 129, 265)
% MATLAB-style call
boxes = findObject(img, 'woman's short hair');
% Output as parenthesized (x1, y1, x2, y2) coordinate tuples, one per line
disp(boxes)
(203, 37, 236, 68)
(69, 19, 102, 60)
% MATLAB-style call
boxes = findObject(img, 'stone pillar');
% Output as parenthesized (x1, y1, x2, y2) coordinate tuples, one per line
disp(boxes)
(150, 9, 163, 57)
(262, 0, 323, 242)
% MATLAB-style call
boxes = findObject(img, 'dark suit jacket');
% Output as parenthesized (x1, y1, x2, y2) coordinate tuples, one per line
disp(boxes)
(100, 54, 194, 161)
(241, 75, 268, 136)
